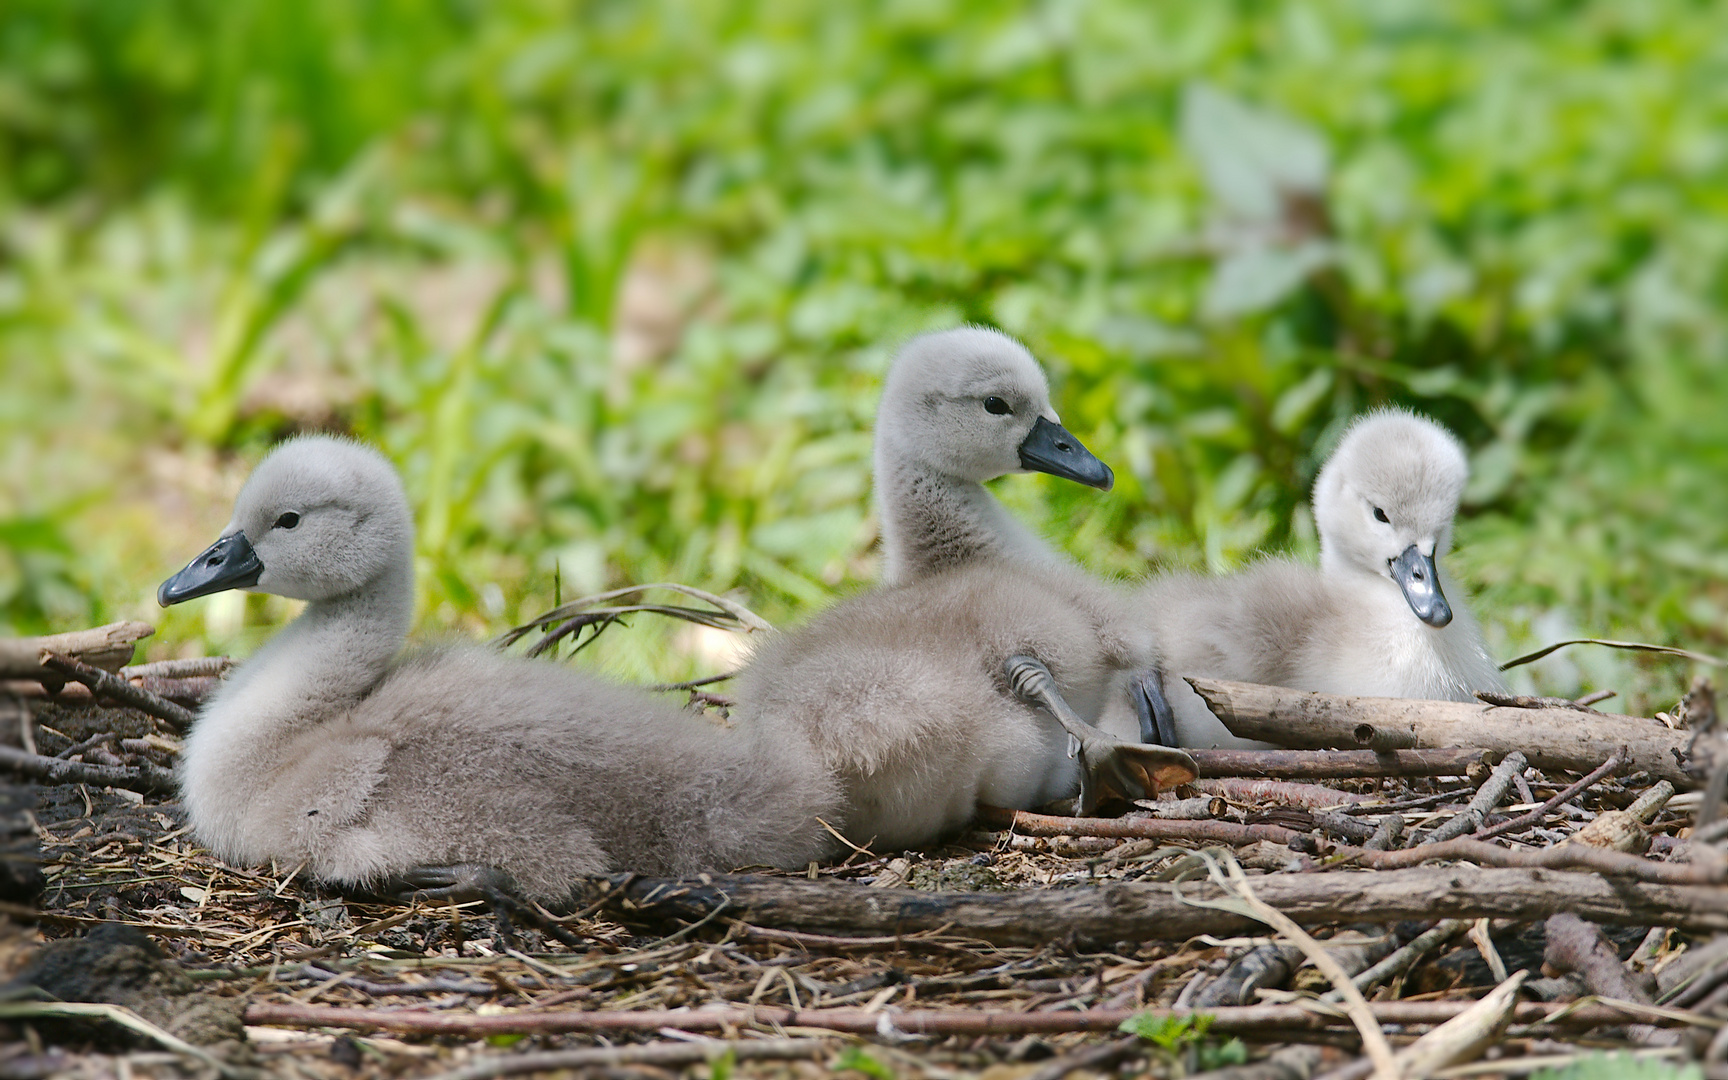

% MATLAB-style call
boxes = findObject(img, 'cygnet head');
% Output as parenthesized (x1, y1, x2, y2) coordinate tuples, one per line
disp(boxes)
(1312, 409, 1469, 628)
(158, 436, 414, 607)
(876, 327, 1113, 490)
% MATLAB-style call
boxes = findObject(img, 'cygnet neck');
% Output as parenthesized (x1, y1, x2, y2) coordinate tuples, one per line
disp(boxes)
(213, 553, 414, 733)
(876, 456, 1056, 587)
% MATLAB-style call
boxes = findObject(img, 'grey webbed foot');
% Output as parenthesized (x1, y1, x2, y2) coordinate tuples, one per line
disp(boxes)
(389, 864, 520, 904)
(1005, 654, 1197, 815)
(1131, 670, 1179, 746)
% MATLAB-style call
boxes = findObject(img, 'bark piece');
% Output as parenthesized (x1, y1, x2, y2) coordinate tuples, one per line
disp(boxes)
(0, 623, 154, 680)
(1188, 679, 1698, 786)
(594, 866, 1728, 947)
(1188, 749, 1490, 780)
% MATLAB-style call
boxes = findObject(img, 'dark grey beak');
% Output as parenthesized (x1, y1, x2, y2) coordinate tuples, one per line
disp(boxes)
(1390, 544, 1452, 628)
(1018, 415, 1114, 491)
(159, 532, 263, 607)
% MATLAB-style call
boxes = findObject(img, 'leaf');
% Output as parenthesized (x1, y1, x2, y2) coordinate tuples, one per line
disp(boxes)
(1531, 1052, 1701, 1080)
(1180, 83, 1329, 223)
(1118, 1011, 1213, 1050)
(833, 1045, 894, 1079)
(1202, 241, 1334, 321)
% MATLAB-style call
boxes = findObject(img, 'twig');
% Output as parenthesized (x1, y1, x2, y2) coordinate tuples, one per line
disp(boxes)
(1334, 835, 1717, 884)
(1418, 751, 1527, 845)
(1187, 748, 1491, 779)
(1544, 913, 1677, 1045)
(1477, 691, 1608, 714)
(1392, 970, 1527, 1076)
(0, 622, 154, 680)
(1471, 749, 1625, 841)
(495, 583, 774, 649)
(984, 807, 1719, 884)
(1191, 778, 1369, 809)
(1189, 678, 1698, 785)
(38, 651, 197, 730)
(241, 999, 1682, 1039)
(0, 744, 177, 796)
(1200, 852, 1399, 1080)
(1025, 1036, 1141, 1080)
(120, 657, 232, 680)
(1326, 920, 1471, 1001)
(0, 1002, 237, 1078)
(979, 805, 1304, 846)
(426, 1037, 834, 1080)
(1498, 638, 1723, 671)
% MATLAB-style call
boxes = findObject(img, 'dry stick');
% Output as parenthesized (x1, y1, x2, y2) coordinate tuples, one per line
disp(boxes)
(1544, 913, 1677, 1047)
(1191, 1045, 1322, 1080)
(241, 999, 1681, 1040)
(1202, 854, 1399, 1080)
(1472, 749, 1626, 841)
(426, 1038, 834, 1080)
(120, 656, 232, 680)
(1191, 778, 1369, 809)
(1324, 920, 1471, 1002)
(1187, 678, 1698, 786)
(1335, 835, 1716, 884)
(979, 805, 1306, 846)
(1024, 1036, 1142, 1080)
(1393, 969, 1527, 1077)
(596, 864, 1728, 946)
(0, 744, 177, 796)
(38, 651, 197, 731)
(0, 621, 154, 679)
(982, 807, 1718, 885)
(1186, 748, 1490, 780)
(1196, 942, 1308, 1008)
(1418, 751, 1528, 845)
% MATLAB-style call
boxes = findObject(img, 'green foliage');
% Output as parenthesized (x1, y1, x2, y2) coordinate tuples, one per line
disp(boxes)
(708, 1046, 736, 1080)
(1197, 1037, 1249, 1071)
(1121, 1011, 1244, 1074)
(832, 1045, 895, 1080)
(1, 2, 1723, 699)
(1532, 1053, 1701, 1080)
(1119, 1010, 1213, 1050)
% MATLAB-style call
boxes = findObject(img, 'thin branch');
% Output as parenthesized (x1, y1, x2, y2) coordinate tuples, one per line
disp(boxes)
(0, 744, 177, 796)
(38, 651, 197, 730)
(240, 999, 1685, 1039)
(1201, 852, 1399, 1080)
(1472, 749, 1626, 841)
(426, 1038, 835, 1080)
(1499, 638, 1723, 671)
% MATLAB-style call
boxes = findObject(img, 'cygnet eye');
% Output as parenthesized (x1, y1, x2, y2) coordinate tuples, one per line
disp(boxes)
(275, 512, 301, 530)
(1372, 507, 1390, 524)
(983, 396, 1013, 416)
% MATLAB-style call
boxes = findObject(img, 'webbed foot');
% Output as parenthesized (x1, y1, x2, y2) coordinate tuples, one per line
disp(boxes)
(389, 864, 520, 904)
(1131, 670, 1179, 746)
(1005, 654, 1197, 814)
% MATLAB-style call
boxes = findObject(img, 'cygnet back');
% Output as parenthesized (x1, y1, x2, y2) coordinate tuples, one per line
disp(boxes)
(732, 558, 1155, 852)
(161, 435, 839, 903)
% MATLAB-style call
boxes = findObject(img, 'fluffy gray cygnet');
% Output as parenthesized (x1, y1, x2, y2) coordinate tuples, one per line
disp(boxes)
(873, 327, 1114, 586)
(1121, 409, 1507, 749)
(158, 436, 839, 904)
